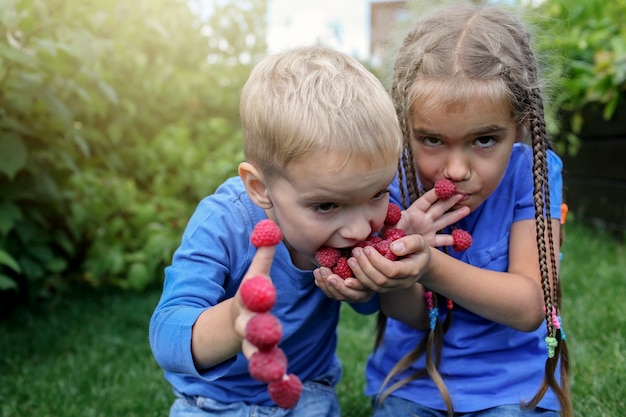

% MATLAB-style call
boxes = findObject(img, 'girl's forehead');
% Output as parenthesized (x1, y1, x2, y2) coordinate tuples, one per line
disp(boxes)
(411, 78, 512, 115)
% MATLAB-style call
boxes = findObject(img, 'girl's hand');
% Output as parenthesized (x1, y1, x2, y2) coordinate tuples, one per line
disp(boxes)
(398, 189, 470, 247)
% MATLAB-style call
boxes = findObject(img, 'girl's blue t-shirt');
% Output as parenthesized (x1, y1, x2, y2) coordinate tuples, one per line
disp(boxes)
(149, 177, 375, 405)
(365, 143, 563, 412)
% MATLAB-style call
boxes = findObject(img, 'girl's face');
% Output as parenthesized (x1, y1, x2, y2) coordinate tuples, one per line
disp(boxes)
(410, 95, 521, 212)
(265, 153, 397, 270)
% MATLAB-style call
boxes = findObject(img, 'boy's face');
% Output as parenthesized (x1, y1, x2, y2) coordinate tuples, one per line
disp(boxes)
(410, 95, 520, 213)
(265, 153, 397, 270)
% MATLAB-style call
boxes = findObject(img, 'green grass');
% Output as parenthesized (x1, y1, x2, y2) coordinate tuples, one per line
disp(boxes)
(0, 220, 623, 416)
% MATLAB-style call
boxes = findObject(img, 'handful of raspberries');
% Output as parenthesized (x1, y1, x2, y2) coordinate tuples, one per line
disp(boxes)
(314, 203, 407, 278)
(240, 219, 302, 409)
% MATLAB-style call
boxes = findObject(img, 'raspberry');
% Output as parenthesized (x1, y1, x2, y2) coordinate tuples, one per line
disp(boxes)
(384, 228, 406, 241)
(314, 246, 341, 268)
(332, 257, 353, 279)
(452, 229, 472, 251)
(268, 373, 303, 409)
(434, 178, 457, 200)
(240, 275, 276, 313)
(248, 346, 287, 383)
(385, 203, 402, 226)
(374, 239, 398, 261)
(251, 219, 283, 247)
(246, 313, 283, 350)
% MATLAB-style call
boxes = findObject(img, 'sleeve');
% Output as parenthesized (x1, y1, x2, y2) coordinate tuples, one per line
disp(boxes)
(149, 194, 254, 378)
(348, 294, 380, 315)
(513, 148, 563, 222)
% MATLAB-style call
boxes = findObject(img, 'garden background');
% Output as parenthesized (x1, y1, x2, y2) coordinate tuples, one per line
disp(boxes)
(1, 0, 624, 416)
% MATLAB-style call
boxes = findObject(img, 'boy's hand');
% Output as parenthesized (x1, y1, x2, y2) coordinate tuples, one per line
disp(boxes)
(313, 266, 375, 303)
(399, 189, 470, 247)
(318, 234, 432, 294)
(233, 245, 276, 352)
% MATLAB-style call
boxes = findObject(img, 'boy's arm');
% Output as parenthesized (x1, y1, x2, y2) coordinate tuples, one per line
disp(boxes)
(191, 246, 276, 370)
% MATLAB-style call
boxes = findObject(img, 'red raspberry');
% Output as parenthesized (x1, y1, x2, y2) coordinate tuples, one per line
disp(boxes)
(240, 275, 276, 313)
(314, 246, 341, 268)
(374, 239, 398, 261)
(248, 346, 287, 383)
(268, 373, 303, 409)
(246, 313, 283, 351)
(452, 229, 472, 251)
(251, 219, 283, 247)
(332, 257, 353, 279)
(385, 203, 402, 226)
(434, 178, 457, 200)
(384, 228, 406, 241)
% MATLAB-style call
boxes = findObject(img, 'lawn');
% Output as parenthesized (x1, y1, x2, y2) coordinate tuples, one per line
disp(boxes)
(0, 220, 623, 416)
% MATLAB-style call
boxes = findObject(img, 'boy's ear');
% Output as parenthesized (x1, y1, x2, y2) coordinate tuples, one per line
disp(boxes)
(239, 162, 273, 209)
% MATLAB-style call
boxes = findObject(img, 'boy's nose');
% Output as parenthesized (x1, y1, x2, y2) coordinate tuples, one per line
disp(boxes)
(339, 215, 373, 243)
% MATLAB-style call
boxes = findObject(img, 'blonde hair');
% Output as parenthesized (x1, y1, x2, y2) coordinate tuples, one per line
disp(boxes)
(377, 5, 572, 417)
(240, 46, 402, 178)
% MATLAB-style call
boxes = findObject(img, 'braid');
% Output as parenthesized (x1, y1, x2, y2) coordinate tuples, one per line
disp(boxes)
(508, 24, 573, 414)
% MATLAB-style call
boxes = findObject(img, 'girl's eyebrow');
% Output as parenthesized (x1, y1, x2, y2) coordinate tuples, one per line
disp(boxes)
(412, 125, 507, 136)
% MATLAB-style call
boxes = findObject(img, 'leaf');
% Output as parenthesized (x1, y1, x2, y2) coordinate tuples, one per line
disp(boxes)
(0, 201, 22, 235)
(0, 249, 21, 273)
(126, 262, 151, 291)
(0, 273, 18, 291)
(0, 133, 27, 179)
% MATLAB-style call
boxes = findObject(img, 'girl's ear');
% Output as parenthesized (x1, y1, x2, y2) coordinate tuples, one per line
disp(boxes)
(239, 162, 273, 209)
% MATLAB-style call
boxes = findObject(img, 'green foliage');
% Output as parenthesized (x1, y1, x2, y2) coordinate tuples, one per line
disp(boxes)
(530, 0, 626, 155)
(0, 0, 267, 303)
(0, 220, 622, 415)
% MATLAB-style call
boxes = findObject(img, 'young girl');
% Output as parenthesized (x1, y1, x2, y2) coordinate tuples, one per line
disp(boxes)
(359, 5, 572, 417)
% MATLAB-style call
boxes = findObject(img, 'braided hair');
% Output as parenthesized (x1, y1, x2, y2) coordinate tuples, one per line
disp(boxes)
(375, 5, 572, 416)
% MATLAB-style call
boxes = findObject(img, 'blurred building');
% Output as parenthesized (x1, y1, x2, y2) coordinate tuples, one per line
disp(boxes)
(369, 1, 408, 65)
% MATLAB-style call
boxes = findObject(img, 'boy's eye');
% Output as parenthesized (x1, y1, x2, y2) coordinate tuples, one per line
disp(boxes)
(373, 190, 390, 200)
(313, 202, 338, 213)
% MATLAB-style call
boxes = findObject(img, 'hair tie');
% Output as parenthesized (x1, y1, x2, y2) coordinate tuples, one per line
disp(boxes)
(558, 316, 566, 340)
(545, 336, 558, 358)
(424, 291, 438, 330)
(446, 299, 453, 310)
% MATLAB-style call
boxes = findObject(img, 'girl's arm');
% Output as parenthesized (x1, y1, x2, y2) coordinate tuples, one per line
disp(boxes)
(386, 218, 560, 332)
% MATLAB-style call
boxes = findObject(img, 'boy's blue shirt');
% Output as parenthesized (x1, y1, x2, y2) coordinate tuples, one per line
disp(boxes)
(366, 143, 563, 412)
(149, 177, 376, 405)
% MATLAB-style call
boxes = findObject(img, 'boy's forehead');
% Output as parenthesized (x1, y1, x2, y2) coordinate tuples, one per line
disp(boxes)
(282, 153, 397, 198)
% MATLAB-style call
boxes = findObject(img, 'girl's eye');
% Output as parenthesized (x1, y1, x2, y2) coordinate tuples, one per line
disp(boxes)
(313, 202, 338, 213)
(475, 136, 497, 148)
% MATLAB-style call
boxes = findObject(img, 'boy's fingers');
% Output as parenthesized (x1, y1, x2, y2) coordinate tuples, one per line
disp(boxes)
(244, 246, 276, 279)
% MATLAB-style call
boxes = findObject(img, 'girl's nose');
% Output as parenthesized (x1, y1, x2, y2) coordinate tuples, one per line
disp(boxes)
(443, 150, 471, 182)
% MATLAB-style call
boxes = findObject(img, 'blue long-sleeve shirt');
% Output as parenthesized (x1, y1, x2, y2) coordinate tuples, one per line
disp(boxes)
(149, 177, 375, 405)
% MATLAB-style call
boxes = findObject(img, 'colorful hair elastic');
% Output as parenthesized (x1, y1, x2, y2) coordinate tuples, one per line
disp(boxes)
(424, 290, 438, 330)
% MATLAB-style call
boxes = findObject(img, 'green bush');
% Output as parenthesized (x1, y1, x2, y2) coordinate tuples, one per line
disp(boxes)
(0, 0, 266, 304)
(531, 0, 626, 154)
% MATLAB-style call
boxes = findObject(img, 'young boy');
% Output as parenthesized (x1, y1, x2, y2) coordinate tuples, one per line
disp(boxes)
(149, 46, 408, 416)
